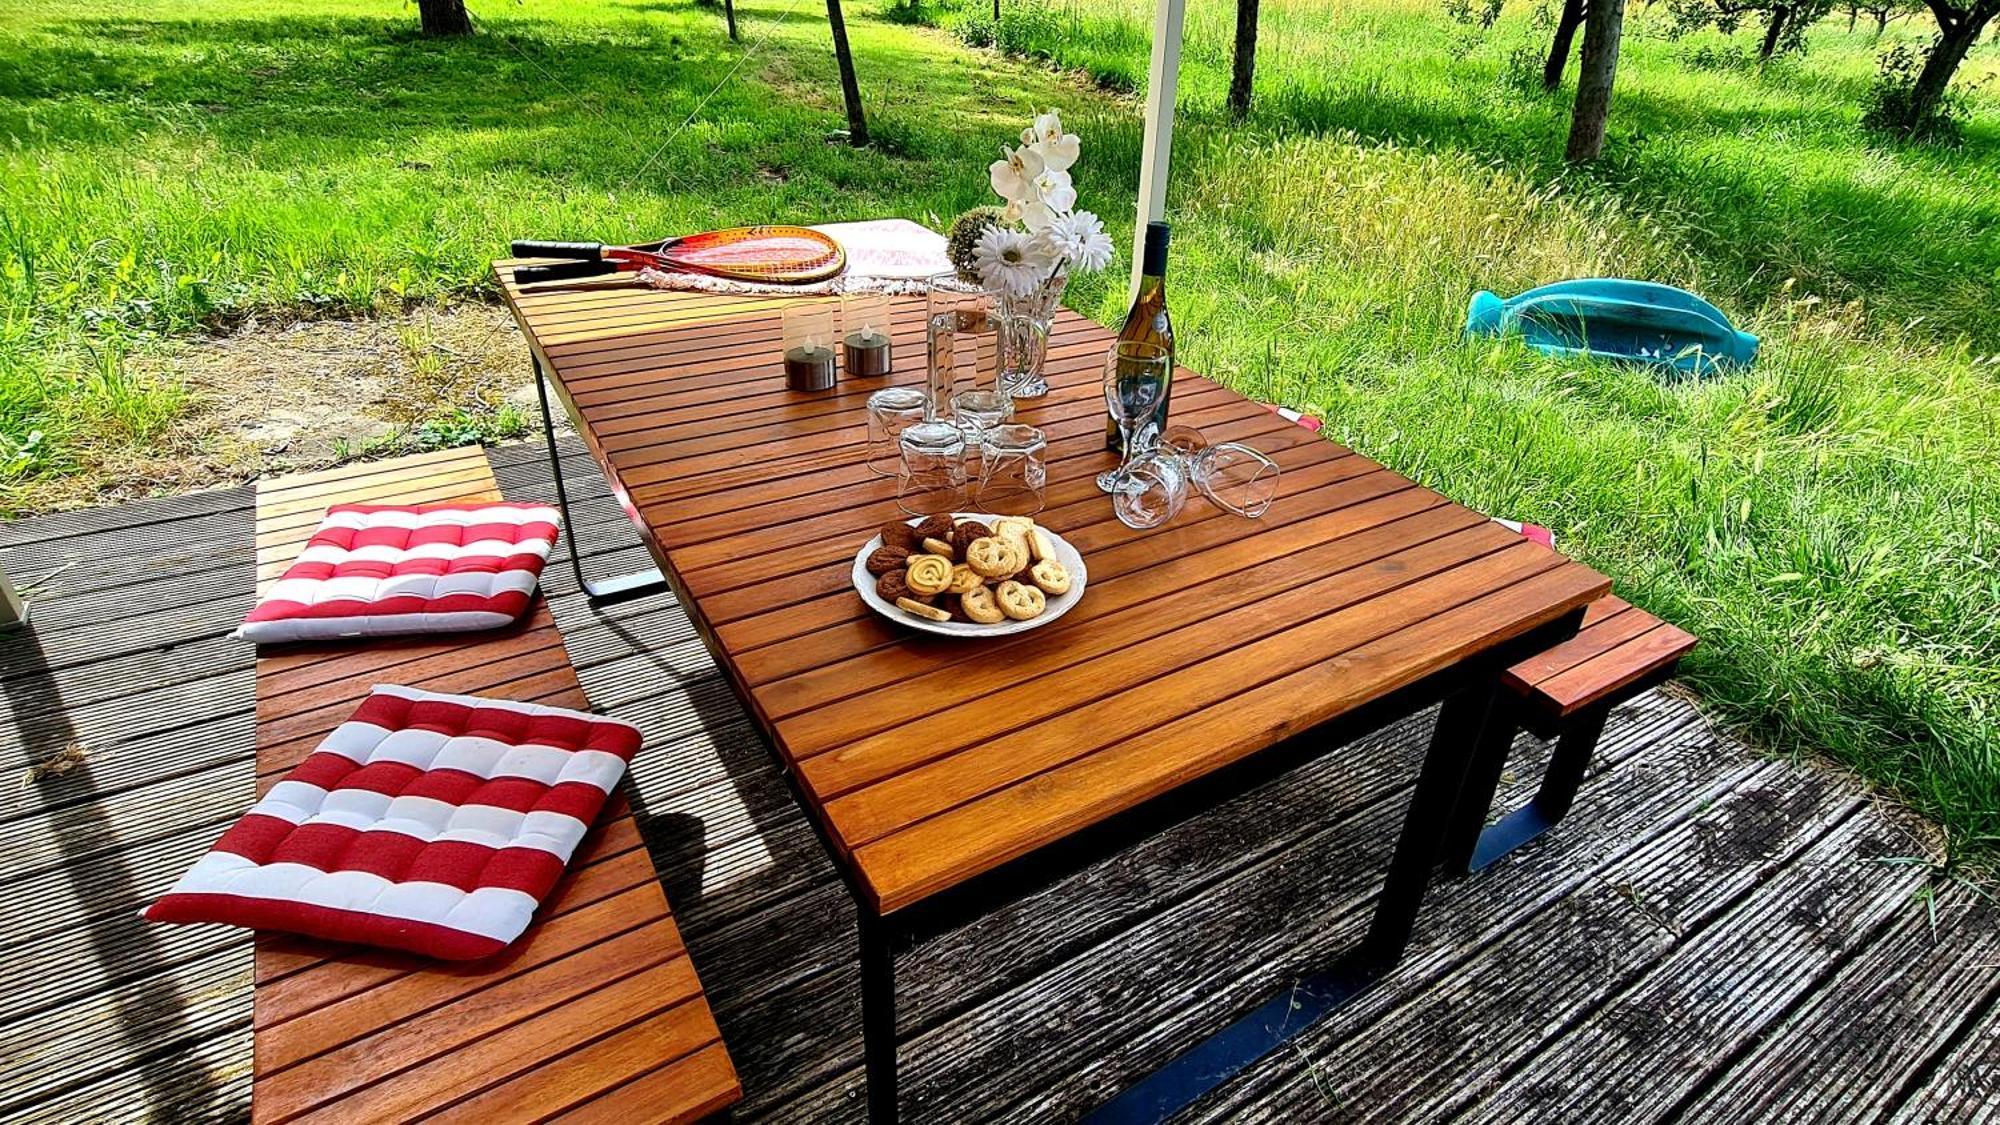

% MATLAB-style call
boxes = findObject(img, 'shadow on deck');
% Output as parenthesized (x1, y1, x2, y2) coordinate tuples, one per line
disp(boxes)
(0, 439, 1994, 1122)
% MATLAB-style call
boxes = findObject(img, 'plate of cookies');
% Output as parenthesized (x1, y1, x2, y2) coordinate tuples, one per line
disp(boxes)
(854, 513, 1087, 636)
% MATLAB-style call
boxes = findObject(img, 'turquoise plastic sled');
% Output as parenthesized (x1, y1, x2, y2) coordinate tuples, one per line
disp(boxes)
(1465, 279, 1757, 375)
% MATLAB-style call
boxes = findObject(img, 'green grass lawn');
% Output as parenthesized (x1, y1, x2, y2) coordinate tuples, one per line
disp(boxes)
(2, 0, 1997, 860)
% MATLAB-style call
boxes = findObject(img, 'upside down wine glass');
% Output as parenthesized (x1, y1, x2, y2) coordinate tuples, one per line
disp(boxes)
(1098, 340, 1172, 494)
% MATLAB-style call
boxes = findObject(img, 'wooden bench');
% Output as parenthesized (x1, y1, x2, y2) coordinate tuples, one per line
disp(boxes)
(1444, 595, 1699, 874)
(246, 448, 741, 1123)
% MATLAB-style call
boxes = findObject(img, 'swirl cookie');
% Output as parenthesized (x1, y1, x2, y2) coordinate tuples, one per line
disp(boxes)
(994, 580, 1047, 621)
(865, 545, 911, 575)
(905, 554, 954, 596)
(960, 585, 1006, 624)
(1029, 558, 1071, 596)
(965, 536, 1025, 579)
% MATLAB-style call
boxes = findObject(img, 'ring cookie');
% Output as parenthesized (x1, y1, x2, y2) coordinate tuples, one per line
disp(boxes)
(1029, 558, 1071, 596)
(895, 596, 952, 623)
(960, 585, 1007, 624)
(946, 563, 983, 595)
(965, 536, 1025, 579)
(905, 554, 954, 596)
(994, 580, 1046, 621)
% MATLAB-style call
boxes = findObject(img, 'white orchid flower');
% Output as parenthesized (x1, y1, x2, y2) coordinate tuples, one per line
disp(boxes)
(988, 144, 1046, 204)
(1018, 198, 1056, 232)
(1031, 110, 1080, 171)
(1030, 166, 1076, 214)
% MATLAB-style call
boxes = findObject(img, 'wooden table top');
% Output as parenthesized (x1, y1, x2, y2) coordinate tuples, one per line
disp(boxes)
(497, 264, 1610, 916)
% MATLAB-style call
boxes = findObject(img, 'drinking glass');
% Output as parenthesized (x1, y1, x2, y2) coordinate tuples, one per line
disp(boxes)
(1111, 448, 1189, 530)
(1099, 340, 1172, 493)
(951, 388, 1014, 445)
(865, 386, 928, 478)
(925, 274, 1000, 421)
(975, 423, 1047, 516)
(1196, 442, 1282, 518)
(896, 420, 968, 516)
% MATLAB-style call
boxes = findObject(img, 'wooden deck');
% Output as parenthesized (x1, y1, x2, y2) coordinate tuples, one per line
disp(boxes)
(2, 437, 1995, 1123)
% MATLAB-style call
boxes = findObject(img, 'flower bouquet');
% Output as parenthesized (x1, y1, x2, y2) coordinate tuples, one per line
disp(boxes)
(946, 110, 1115, 399)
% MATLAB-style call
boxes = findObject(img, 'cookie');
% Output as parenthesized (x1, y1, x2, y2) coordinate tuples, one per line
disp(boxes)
(946, 563, 983, 595)
(865, 545, 911, 575)
(921, 536, 957, 560)
(905, 554, 954, 596)
(1029, 558, 1071, 595)
(943, 595, 973, 622)
(879, 521, 921, 552)
(960, 585, 1007, 624)
(992, 516, 1036, 554)
(895, 596, 952, 623)
(994, 579, 1047, 621)
(965, 536, 1025, 579)
(951, 519, 993, 554)
(875, 570, 913, 602)
(915, 514, 957, 543)
(1027, 526, 1058, 563)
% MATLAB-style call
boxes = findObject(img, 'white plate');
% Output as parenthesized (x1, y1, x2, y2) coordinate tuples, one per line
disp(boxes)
(851, 514, 1088, 638)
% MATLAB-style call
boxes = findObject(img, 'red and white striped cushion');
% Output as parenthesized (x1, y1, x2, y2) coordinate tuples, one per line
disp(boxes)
(144, 684, 641, 961)
(238, 502, 560, 643)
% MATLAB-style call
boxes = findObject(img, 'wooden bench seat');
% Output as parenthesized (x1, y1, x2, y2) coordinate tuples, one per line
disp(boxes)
(246, 448, 741, 1124)
(1446, 594, 1698, 874)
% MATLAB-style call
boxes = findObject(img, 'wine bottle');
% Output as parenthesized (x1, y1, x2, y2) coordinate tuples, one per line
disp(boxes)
(1109, 222, 1173, 452)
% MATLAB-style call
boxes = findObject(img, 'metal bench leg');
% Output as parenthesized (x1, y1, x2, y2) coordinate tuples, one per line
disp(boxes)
(1455, 700, 1611, 875)
(859, 909, 900, 1123)
(532, 357, 669, 606)
(0, 561, 25, 630)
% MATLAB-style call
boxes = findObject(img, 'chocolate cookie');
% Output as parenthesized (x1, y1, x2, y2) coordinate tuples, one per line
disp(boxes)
(879, 521, 920, 552)
(951, 519, 993, 554)
(915, 514, 957, 543)
(865, 545, 911, 575)
(875, 570, 914, 602)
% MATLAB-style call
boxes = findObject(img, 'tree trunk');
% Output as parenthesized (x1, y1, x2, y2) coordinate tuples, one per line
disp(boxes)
(1874, 8, 1888, 34)
(725, 0, 738, 41)
(1544, 0, 1587, 90)
(1228, 0, 1262, 119)
(1759, 4, 1790, 58)
(1565, 0, 1625, 161)
(993, 0, 1001, 21)
(826, 0, 870, 147)
(417, 0, 472, 36)
(1904, 13, 1983, 127)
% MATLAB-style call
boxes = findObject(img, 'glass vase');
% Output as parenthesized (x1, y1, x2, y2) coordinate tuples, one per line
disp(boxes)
(998, 271, 1067, 400)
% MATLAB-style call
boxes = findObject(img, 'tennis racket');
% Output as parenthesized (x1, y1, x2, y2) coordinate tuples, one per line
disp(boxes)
(510, 225, 847, 285)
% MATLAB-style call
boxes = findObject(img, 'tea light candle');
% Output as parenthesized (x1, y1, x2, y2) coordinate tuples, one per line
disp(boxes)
(782, 303, 838, 392)
(842, 290, 893, 377)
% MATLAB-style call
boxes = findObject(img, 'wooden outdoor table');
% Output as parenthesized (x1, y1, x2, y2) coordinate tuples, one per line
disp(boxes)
(496, 259, 1610, 1123)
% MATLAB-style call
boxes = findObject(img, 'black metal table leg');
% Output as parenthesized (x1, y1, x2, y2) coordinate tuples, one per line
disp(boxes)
(531, 356, 669, 605)
(1459, 699, 1611, 873)
(859, 909, 900, 1123)
(1082, 679, 1505, 1125)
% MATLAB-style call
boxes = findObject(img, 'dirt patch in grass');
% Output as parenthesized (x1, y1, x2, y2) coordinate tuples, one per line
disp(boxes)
(6, 302, 540, 514)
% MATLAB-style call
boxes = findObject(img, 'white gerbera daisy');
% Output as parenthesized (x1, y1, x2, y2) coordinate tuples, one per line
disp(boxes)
(972, 227, 1048, 297)
(1040, 210, 1114, 273)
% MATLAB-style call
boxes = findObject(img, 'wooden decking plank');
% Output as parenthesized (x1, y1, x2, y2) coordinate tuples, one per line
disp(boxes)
(1461, 807, 1925, 1122)
(1891, 988, 2000, 1123)
(1684, 884, 1998, 1124)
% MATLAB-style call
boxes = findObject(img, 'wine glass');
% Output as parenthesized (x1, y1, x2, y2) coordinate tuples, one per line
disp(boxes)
(1098, 341, 1172, 494)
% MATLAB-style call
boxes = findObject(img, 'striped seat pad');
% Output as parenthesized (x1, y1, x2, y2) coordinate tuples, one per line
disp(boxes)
(145, 685, 642, 961)
(238, 501, 560, 643)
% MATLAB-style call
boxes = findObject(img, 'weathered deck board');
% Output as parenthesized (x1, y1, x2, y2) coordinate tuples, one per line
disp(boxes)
(1, 435, 1991, 1122)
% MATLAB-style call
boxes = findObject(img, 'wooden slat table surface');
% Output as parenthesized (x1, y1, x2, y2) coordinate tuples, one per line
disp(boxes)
(247, 449, 740, 1124)
(497, 264, 1612, 916)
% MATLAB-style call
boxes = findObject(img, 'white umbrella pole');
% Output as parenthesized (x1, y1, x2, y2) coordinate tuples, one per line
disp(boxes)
(1131, 0, 1187, 303)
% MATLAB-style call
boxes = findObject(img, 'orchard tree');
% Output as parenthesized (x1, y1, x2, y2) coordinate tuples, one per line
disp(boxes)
(1565, 0, 1625, 160)
(826, 0, 870, 146)
(1895, 0, 2000, 128)
(1665, 0, 1836, 59)
(417, 0, 472, 36)
(1846, 0, 1917, 33)
(1229, 0, 1261, 119)
(1544, 0, 1589, 88)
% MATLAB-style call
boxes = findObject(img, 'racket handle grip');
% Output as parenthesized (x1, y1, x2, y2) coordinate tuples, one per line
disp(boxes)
(511, 240, 603, 260)
(512, 259, 620, 284)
